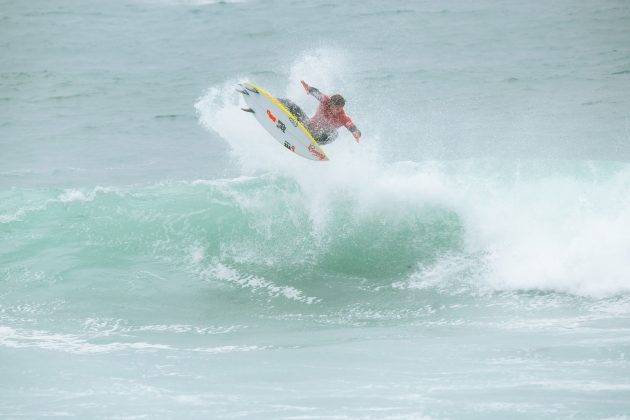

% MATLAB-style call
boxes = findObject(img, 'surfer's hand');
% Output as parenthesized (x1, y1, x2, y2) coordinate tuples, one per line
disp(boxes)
(353, 130, 361, 142)
(300, 80, 309, 93)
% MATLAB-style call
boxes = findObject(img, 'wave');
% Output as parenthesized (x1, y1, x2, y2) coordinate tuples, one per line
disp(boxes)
(2, 50, 629, 302)
(3, 159, 630, 301)
(196, 49, 630, 296)
(189, 49, 630, 299)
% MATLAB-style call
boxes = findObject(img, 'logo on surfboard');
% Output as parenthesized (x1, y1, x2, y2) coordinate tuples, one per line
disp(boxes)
(266, 109, 287, 133)
(308, 144, 326, 161)
(283, 141, 295, 152)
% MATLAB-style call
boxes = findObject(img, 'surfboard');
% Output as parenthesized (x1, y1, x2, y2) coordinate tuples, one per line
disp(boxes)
(237, 82, 329, 161)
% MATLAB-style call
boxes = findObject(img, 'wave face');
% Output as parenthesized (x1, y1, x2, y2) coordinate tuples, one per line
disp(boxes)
(3, 0, 630, 418)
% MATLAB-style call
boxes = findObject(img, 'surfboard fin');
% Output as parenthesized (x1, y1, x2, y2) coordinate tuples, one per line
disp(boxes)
(241, 108, 255, 114)
(245, 86, 259, 94)
(236, 89, 249, 95)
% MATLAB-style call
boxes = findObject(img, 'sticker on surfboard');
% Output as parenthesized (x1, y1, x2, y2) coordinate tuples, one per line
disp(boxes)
(237, 82, 329, 161)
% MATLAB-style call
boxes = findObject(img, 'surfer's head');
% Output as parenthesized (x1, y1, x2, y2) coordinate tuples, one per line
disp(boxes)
(330, 94, 345, 112)
(330, 94, 345, 107)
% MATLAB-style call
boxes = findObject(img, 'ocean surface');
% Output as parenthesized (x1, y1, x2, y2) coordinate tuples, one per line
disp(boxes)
(2, 0, 630, 418)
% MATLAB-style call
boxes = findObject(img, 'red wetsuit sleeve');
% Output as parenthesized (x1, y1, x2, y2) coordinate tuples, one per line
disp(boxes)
(339, 111, 354, 130)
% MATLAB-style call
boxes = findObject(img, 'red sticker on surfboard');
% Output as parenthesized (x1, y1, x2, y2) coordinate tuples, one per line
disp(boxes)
(308, 144, 326, 161)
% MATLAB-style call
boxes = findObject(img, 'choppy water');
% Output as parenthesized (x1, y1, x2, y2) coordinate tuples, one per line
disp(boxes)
(2, 1, 630, 418)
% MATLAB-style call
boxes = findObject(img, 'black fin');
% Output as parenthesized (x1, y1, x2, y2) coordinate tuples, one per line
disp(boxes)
(241, 108, 255, 114)
(245, 86, 259, 94)
(236, 89, 249, 95)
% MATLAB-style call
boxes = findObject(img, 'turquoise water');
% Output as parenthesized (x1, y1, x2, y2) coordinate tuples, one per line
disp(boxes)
(2, 1, 630, 418)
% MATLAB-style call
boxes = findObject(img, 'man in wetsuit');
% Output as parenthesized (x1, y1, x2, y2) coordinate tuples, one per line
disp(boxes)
(279, 81, 361, 145)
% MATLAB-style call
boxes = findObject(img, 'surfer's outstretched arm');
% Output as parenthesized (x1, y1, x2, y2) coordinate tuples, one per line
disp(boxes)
(300, 80, 324, 102)
(347, 123, 361, 142)
(344, 118, 361, 143)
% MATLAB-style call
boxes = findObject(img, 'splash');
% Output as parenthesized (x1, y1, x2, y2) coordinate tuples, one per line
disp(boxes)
(198, 51, 630, 298)
(459, 164, 630, 297)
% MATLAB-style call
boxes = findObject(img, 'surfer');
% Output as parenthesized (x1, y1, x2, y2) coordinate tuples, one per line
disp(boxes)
(278, 81, 361, 145)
